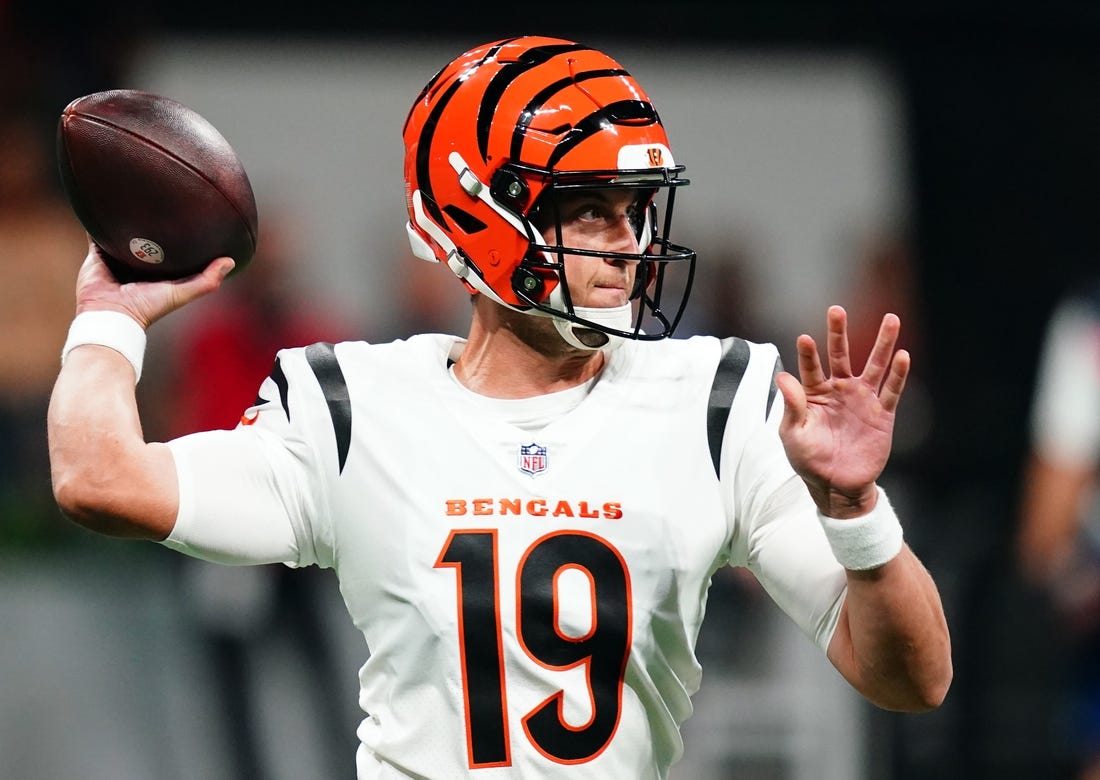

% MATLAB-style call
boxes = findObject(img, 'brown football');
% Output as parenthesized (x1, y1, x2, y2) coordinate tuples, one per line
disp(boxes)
(56, 89, 258, 282)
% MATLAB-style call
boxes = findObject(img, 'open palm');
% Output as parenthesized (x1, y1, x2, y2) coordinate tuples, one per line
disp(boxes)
(776, 305, 910, 518)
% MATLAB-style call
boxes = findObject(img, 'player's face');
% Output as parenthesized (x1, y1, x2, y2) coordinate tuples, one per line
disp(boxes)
(549, 189, 642, 309)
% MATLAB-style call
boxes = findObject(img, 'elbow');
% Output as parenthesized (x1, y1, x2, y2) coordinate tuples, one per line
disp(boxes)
(928, 675, 953, 711)
(52, 469, 109, 532)
(911, 626, 955, 712)
(51, 458, 174, 541)
(908, 661, 953, 712)
(876, 655, 954, 713)
(51, 468, 152, 539)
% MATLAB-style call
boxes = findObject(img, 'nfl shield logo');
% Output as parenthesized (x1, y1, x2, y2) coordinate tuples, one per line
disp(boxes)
(518, 443, 548, 477)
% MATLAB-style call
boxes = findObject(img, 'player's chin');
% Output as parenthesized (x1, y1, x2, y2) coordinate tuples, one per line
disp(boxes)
(582, 287, 629, 309)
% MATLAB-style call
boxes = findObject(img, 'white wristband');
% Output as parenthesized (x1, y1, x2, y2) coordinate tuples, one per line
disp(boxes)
(61, 310, 147, 383)
(817, 487, 904, 571)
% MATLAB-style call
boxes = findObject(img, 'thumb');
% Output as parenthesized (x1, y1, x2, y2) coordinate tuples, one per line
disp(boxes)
(169, 257, 236, 309)
(775, 370, 806, 429)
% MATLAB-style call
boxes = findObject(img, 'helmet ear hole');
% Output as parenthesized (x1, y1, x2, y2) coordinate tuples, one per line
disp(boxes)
(511, 266, 548, 302)
(490, 170, 530, 215)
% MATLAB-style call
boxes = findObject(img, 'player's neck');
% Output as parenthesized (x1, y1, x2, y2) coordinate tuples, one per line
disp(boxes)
(454, 300, 606, 399)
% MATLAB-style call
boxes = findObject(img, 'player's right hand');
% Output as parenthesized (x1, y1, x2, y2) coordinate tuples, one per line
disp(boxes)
(74, 239, 234, 330)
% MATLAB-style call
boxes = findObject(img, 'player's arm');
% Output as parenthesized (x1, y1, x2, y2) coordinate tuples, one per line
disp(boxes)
(776, 306, 951, 712)
(741, 473, 949, 712)
(48, 243, 234, 539)
(825, 537, 950, 712)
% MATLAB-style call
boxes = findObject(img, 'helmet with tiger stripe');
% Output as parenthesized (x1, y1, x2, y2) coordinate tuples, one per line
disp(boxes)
(402, 36, 696, 348)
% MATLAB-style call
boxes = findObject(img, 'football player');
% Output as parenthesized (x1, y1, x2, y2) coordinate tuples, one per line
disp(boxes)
(49, 36, 951, 778)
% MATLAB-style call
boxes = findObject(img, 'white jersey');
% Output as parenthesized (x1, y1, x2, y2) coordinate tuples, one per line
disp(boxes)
(164, 333, 847, 779)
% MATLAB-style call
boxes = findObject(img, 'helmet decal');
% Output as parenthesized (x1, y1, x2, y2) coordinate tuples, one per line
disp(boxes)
(476, 42, 590, 159)
(544, 100, 660, 169)
(413, 77, 465, 229)
(506, 68, 629, 162)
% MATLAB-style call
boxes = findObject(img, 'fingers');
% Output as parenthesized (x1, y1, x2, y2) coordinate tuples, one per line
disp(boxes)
(796, 305, 847, 387)
(802, 306, 910, 411)
(826, 305, 852, 378)
(860, 312, 901, 391)
(77, 240, 115, 282)
(879, 348, 910, 413)
(796, 333, 826, 387)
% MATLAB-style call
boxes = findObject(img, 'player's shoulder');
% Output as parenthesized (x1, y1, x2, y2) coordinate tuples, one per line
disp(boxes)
(252, 334, 457, 425)
(245, 334, 461, 472)
(273, 333, 458, 380)
(620, 333, 782, 380)
(632, 334, 783, 416)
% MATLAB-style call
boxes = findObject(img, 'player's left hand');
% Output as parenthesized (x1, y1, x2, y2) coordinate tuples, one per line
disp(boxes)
(776, 305, 909, 519)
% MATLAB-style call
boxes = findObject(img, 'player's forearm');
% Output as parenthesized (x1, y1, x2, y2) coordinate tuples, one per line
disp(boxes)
(829, 545, 952, 712)
(48, 346, 178, 540)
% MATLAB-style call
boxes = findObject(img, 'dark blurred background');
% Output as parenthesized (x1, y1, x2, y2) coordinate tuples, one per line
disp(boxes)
(4, 2, 1100, 778)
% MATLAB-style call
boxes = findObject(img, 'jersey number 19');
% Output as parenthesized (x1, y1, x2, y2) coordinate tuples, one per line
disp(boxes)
(435, 529, 633, 768)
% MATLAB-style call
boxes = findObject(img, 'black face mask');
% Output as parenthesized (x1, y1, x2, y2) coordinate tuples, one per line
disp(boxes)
(508, 163, 697, 342)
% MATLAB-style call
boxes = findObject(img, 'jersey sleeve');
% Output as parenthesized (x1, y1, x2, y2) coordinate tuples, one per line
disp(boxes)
(716, 338, 847, 651)
(161, 345, 339, 568)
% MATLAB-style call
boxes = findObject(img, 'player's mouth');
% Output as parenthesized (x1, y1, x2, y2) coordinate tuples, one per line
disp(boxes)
(587, 283, 630, 307)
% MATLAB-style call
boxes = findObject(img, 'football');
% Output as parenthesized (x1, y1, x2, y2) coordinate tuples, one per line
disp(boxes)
(56, 89, 258, 282)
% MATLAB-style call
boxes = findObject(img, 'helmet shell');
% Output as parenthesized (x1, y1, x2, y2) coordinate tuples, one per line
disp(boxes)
(403, 36, 675, 308)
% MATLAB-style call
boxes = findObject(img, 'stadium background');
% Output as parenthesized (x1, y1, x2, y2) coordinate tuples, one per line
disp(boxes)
(2, 2, 1099, 778)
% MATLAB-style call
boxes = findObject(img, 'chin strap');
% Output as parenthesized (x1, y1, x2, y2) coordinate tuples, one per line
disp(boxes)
(552, 303, 633, 351)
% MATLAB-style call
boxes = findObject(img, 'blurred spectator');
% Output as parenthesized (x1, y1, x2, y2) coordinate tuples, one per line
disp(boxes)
(1017, 277, 1100, 780)
(146, 210, 360, 779)
(0, 109, 88, 545)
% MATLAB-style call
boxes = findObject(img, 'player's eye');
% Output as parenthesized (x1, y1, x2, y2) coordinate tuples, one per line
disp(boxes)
(625, 203, 641, 233)
(575, 204, 603, 222)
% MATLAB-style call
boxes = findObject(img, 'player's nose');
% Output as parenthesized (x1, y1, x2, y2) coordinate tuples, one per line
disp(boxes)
(604, 214, 641, 256)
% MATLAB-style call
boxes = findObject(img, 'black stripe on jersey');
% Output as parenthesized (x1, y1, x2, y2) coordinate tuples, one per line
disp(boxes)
(766, 356, 783, 420)
(271, 356, 291, 421)
(509, 69, 627, 162)
(707, 337, 751, 478)
(545, 100, 660, 170)
(305, 342, 352, 475)
(475, 42, 589, 160)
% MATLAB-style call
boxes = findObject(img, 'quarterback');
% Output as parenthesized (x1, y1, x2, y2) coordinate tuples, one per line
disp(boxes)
(48, 36, 951, 778)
